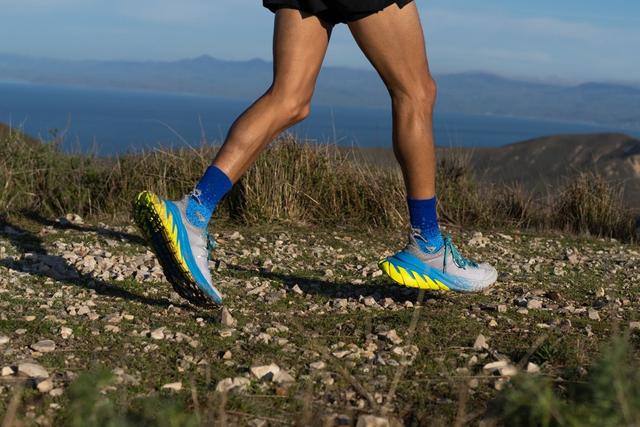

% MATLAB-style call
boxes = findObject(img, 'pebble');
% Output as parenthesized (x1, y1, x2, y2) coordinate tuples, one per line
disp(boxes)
(60, 327, 73, 339)
(220, 308, 237, 328)
(291, 284, 304, 295)
(588, 308, 601, 321)
(363, 297, 377, 307)
(216, 377, 250, 393)
(483, 360, 509, 374)
(630, 321, 640, 330)
(0, 335, 10, 345)
(379, 329, 403, 345)
(250, 364, 280, 381)
(473, 334, 489, 351)
(31, 340, 56, 353)
(37, 378, 54, 393)
(2, 366, 15, 376)
(310, 361, 326, 370)
(527, 299, 543, 309)
(356, 415, 390, 427)
(526, 362, 541, 373)
(273, 370, 295, 384)
(161, 382, 182, 392)
(150, 328, 165, 340)
(49, 388, 64, 397)
(18, 362, 49, 379)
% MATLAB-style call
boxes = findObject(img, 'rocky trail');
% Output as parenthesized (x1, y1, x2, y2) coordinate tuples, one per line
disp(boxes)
(1, 213, 639, 426)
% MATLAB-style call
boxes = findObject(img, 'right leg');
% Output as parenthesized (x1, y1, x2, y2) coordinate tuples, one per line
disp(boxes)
(213, 9, 332, 182)
(133, 9, 332, 306)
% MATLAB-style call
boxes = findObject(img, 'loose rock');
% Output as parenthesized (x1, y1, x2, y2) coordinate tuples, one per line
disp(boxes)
(18, 362, 49, 379)
(31, 340, 56, 353)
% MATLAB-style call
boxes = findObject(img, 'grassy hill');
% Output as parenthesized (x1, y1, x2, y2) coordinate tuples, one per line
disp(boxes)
(469, 133, 640, 208)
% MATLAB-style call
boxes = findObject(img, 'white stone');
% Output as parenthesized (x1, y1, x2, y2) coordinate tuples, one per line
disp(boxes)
(2, 366, 14, 376)
(588, 308, 601, 321)
(310, 361, 326, 370)
(630, 321, 640, 330)
(60, 327, 73, 339)
(527, 299, 543, 310)
(291, 284, 304, 295)
(363, 297, 377, 307)
(220, 308, 237, 328)
(161, 382, 182, 391)
(31, 340, 56, 353)
(473, 334, 489, 351)
(380, 329, 403, 345)
(150, 328, 165, 340)
(18, 362, 49, 379)
(0, 335, 9, 345)
(483, 360, 509, 375)
(273, 369, 295, 384)
(37, 378, 54, 393)
(356, 415, 390, 427)
(250, 363, 280, 381)
(526, 362, 541, 373)
(499, 364, 518, 377)
(49, 388, 64, 397)
(216, 377, 250, 393)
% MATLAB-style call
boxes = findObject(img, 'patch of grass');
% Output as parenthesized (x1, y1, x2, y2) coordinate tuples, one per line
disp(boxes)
(490, 334, 640, 427)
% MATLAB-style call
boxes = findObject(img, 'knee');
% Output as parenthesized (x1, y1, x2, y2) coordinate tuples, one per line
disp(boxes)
(267, 88, 312, 127)
(390, 74, 437, 112)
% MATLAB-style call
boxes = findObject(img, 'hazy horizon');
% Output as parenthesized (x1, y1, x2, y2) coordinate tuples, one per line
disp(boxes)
(0, 0, 639, 83)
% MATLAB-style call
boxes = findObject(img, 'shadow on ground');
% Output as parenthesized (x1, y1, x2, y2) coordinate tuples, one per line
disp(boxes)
(227, 264, 443, 305)
(0, 213, 189, 311)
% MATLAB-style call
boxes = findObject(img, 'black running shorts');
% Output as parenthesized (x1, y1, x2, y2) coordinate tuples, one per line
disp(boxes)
(263, 0, 414, 25)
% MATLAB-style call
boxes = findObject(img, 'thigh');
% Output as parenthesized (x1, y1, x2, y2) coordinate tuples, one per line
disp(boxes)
(272, 9, 332, 98)
(347, 2, 432, 94)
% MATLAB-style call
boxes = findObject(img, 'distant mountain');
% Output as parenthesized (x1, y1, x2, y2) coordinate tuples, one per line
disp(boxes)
(1, 53, 640, 129)
(469, 133, 640, 207)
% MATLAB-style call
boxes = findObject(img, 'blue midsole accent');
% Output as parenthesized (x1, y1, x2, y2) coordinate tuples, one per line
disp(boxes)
(163, 200, 221, 301)
(386, 251, 475, 291)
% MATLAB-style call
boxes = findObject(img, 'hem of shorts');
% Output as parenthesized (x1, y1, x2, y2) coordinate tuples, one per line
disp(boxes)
(263, 0, 415, 24)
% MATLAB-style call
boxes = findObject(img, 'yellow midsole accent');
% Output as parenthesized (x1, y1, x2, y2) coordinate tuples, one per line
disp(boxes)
(139, 192, 193, 280)
(378, 258, 450, 291)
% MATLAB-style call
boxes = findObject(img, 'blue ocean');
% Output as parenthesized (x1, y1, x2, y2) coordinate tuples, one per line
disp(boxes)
(1, 81, 638, 156)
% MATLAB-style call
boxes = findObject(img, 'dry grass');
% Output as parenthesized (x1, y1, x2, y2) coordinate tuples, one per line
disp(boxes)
(0, 130, 636, 241)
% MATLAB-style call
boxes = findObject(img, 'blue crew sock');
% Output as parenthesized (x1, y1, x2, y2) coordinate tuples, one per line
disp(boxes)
(185, 165, 232, 228)
(407, 196, 444, 252)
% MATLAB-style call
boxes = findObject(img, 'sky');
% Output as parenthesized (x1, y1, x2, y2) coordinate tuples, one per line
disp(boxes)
(0, 0, 638, 83)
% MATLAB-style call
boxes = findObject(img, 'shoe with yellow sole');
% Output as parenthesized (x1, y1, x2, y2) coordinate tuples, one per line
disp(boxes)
(379, 231, 497, 292)
(132, 191, 223, 306)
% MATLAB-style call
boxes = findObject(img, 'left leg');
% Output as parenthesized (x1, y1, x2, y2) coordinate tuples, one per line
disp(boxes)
(348, 1, 436, 200)
(348, 3, 498, 292)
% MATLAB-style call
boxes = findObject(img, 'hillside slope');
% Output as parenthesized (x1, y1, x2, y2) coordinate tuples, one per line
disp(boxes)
(469, 133, 640, 207)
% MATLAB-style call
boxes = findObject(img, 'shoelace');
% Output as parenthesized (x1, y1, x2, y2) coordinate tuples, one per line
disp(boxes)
(189, 188, 203, 204)
(443, 235, 478, 271)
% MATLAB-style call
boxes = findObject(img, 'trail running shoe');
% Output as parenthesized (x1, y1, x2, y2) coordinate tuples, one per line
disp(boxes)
(379, 231, 497, 292)
(132, 191, 223, 306)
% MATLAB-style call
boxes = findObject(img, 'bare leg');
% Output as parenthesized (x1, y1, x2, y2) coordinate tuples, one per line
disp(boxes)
(348, 2, 437, 199)
(212, 9, 332, 182)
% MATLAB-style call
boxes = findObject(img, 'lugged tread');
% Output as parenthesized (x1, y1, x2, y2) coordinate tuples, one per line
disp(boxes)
(378, 259, 450, 291)
(132, 191, 217, 307)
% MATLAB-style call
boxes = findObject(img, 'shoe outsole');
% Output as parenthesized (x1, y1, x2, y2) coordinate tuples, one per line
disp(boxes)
(378, 258, 451, 291)
(379, 257, 497, 293)
(132, 191, 219, 307)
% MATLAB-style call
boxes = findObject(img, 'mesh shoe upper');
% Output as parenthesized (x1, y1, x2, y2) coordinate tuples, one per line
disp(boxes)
(402, 231, 497, 291)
